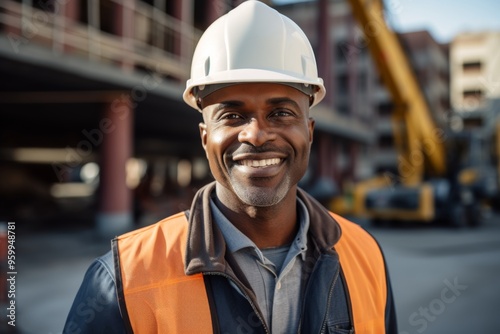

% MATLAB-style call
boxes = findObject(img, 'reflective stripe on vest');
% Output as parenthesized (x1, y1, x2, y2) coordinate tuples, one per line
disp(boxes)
(114, 212, 387, 334)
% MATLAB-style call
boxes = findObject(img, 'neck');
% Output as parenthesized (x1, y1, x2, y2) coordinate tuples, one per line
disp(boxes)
(214, 185, 299, 249)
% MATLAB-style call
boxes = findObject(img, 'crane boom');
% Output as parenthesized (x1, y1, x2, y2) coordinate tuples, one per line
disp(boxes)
(346, 0, 446, 185)
(327, 0, 499, 226)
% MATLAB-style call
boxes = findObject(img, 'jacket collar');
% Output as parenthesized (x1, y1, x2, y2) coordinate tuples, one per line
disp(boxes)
(184, 181, 341, 275)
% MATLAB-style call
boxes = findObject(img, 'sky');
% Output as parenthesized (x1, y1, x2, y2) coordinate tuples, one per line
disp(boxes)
(385, 0, 500, 43)
(273, 0, 500, 44)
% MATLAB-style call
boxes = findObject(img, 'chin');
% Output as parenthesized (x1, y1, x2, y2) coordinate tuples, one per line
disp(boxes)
(233, 181, 291, 207)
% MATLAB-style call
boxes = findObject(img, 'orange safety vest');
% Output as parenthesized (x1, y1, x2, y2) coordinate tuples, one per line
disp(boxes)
(114, 211, 388, 333)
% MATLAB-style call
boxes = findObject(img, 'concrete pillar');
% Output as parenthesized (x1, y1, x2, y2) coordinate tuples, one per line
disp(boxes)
(171, 0, 194, 60)
(170, 0, 182, 57)
(317, 0, 333, 106)
(312, 133, 339, 203)
(318, 133, 329, 178)
(347, 15, 358, 118)
(331, 140, 340, 182)
(62, 0, 80, 53)
(96, 95, 134, 238)
(205, 0, 226, 28)
(317, 133, 339, 181)
(114, 0, 135, 71)
(64, 0, 80, 21)
(181, 0, 194, 59)
(348, 142, 359, 181)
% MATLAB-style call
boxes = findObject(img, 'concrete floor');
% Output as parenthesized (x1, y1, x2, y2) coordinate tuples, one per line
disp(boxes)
(367, 214, 500, 334)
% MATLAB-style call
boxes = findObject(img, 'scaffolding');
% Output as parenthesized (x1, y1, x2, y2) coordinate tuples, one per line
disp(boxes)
(0, 0, 202, 81)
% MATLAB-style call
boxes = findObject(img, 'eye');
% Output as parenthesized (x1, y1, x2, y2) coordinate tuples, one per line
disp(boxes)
(270, 109, 294, 118)
(217, 112, 246, 125)
(222, 113, 243, 120)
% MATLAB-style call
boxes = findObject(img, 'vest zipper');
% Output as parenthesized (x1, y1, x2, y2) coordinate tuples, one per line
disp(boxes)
(204, 271, 270, 334)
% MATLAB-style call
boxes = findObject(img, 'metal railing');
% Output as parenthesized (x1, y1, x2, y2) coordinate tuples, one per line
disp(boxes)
(0, 0, 202, 81)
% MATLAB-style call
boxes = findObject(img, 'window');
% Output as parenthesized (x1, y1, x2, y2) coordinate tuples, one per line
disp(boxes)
(462, 89, 483, 106)
(463, 89, 483, 99)
(336, 40, 361, 64)
(336, 103, 350, 116)
(336, 74, 348, 94)
(462, 61, 482, 74)
(377, 134, 394, 149)
(358, 72, 367, 92)
(377, 102, 394, 117)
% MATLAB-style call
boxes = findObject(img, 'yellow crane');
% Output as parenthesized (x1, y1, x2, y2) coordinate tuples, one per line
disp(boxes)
(335, 0, 499, 226)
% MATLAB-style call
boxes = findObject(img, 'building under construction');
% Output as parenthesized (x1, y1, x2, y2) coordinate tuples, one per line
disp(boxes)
(1, 0, 498, 235)
(0, 0, 368, 236)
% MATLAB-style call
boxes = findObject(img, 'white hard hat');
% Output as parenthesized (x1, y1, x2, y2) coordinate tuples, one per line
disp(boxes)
(183, 0, 326, 111)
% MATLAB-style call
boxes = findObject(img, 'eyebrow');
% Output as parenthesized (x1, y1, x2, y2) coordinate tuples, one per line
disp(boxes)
(212, 100, 245, 112)
(215, 97, 301, 109)
(265, 97, 301, 110)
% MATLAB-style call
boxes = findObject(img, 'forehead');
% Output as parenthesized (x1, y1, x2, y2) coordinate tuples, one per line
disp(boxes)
(200, 83, 309, 109)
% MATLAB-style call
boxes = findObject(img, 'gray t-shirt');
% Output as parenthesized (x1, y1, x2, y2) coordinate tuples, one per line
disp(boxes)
(210, 197, 310, 333)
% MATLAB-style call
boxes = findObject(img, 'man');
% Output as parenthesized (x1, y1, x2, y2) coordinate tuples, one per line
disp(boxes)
(64, 1, 397, 333)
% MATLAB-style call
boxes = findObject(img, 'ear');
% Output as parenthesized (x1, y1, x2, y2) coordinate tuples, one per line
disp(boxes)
(308, 117, 315, 144)
(199, 122, 208, 156)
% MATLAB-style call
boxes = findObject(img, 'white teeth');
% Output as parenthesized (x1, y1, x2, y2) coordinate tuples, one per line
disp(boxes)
(241, 158, 281, 167)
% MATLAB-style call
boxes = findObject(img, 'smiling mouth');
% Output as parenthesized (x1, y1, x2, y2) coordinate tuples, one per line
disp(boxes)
(239, 158, 282, 168)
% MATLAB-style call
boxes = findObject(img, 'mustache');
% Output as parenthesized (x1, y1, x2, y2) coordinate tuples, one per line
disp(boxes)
(230, 143, 289, 156)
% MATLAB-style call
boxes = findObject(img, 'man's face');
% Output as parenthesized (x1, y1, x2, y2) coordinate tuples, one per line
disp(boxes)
(199, 83, 315, 207)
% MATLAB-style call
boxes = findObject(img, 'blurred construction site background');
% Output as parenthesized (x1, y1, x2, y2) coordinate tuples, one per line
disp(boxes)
(0, 0, 499, 333)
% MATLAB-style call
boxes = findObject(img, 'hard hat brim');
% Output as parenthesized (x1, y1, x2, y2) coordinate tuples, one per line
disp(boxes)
(183, 69, 326, 111)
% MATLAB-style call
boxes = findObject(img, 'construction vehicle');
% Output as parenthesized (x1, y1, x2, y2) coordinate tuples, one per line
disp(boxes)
(333, 0, 500, 226)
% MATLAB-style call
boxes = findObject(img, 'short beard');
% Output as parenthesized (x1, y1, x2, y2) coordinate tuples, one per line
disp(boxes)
(232, 176, 291, 207)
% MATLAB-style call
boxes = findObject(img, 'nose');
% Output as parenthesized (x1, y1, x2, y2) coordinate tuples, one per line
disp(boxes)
(238, 118, 276, 147)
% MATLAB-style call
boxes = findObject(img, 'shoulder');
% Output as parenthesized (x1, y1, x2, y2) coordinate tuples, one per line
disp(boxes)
(78, 251, 117, 287)
(115, 211, 189, 242)
(80, 251, 119, 301)
(330, 212, 377, 242)
(112, 212, 191, 282)
(113, 212, 190, 261)
(329, 212, 384, 260)
(95, 251, 116, 281)
(64, 251, 126, 333)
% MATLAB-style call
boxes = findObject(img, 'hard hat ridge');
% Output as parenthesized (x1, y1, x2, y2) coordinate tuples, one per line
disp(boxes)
(183, 0, 326, 111)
